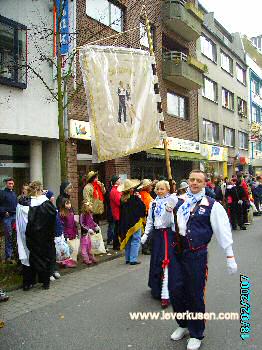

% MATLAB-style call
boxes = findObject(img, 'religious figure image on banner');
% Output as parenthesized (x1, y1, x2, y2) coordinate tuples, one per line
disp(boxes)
(79, 45, 162, 162)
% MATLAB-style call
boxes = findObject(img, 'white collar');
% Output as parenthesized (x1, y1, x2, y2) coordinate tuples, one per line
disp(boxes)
(30, 195, 48, 207)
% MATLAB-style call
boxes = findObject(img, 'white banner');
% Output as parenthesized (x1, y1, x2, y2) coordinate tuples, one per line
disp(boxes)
(79, 45, 162, 162)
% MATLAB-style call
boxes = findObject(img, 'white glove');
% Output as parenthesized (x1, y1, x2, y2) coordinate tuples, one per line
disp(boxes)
(165, 194, 178, 211)
(227, 257, 238, 275)
(94, 226, 100, 232)
(88, 229, 95, 235)
(238, 200, 243, 205)
(141, 234, 148, 245)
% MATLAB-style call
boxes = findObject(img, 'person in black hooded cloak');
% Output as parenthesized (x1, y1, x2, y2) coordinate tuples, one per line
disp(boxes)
(20, 181, 56, 290)
(56, 181, 73, 211)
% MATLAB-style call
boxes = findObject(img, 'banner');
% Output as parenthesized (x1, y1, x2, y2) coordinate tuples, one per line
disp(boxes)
(79, 45, 162, 162)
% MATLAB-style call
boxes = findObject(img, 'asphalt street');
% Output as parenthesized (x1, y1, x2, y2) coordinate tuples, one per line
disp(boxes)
(0, 217, 261, 350)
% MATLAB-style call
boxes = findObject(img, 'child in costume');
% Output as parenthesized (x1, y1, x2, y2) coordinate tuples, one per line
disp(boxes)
(141, 180, 178, 308)
(80, 201, 99, 265)
(59, 198, 79, 266)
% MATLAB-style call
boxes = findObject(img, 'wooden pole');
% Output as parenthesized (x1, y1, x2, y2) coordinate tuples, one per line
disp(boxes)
(144, 11, 174, 193)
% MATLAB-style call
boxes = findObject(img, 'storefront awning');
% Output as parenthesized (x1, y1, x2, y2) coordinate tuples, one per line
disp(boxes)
(146, 148, 206, 161)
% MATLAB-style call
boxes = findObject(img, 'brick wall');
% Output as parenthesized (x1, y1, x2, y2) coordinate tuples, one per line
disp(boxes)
(67, 0, 200, 208)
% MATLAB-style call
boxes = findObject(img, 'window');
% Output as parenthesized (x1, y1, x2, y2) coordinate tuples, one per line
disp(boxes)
(139, 21, 155, 49)
(86, 0, 123, 32)
(251, 79, 259, 95)
(255, 141, 262, 152)
(0, 15, 27, 89)
(236, 64, 246, 85)
(167, 92, 187, 119)
(252, 104, 261, 123)
(223, 127, 235, 147)
(239, 132, 248, 149)
(222, 88, 234, 111)
(237, 97, 247, 117)
(200, 35, 217, 62)
(202, 77, 218, 102)
(203, 119, 219, 144)
(220, 51, 233, 74)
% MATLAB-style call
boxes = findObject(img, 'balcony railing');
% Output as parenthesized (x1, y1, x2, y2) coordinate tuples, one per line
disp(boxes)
(162, 51, 206, 90)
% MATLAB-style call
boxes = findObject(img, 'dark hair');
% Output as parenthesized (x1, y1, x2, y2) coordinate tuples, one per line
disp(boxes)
(60, 198, 71, 217)
(4, 177, 14, 183)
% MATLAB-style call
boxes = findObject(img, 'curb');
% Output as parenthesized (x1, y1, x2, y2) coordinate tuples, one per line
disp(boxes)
(4, 248, 124, 292)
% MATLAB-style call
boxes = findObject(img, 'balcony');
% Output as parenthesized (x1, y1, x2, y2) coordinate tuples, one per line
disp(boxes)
(162, 0, 204, 42)
(163, 51, 206, 90)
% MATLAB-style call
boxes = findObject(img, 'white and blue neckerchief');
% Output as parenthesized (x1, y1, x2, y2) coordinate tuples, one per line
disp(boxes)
(177, 189, 205, 236)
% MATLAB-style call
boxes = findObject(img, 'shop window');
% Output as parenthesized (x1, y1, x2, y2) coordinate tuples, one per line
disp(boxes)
(251, 79, 259, 95)
(220, 50, 233, 75)
(239, 131, 248, 150)
(222, 88, 234, 111)
(237, 97, 247, 117)
(202, 77, 218, 102)
(223, 127, 235, 147)
(0, 15, 27, 89)
(236, 64, 246, 85)
(167, 92, 187, 119)
(200, 34, 217, 62)
(86, 0, 124, 32)
(203, 119, 219, 144)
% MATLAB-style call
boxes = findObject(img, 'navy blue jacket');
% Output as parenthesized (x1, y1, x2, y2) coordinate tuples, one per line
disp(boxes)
(0, 188, 17, 217)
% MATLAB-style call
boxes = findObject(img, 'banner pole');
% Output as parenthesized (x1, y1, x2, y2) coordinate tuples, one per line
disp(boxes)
(144, 13, 174, 193)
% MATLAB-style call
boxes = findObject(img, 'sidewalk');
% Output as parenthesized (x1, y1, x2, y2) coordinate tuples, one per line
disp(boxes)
(0, 221, 124, 291)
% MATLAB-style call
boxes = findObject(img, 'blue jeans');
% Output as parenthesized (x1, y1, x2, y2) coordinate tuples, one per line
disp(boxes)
(3, 214, 16, 260)
(125, 228, 141, 263)
(107, 221, 115, 243)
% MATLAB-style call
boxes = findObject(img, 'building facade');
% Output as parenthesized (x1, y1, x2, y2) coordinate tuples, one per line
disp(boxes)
(197, 5, 250, 178)
(251, 34, 262, 53)
(67, 0, 206, 208)
(0, 0, 60, 194)
(242, 36, 262, 175)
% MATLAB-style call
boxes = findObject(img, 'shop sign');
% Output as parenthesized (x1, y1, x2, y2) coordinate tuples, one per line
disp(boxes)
(69, 120, 91, 140)
(0, 163, 29, 168)
(156, 137, 200, 153)
(200, 144, 228, 161)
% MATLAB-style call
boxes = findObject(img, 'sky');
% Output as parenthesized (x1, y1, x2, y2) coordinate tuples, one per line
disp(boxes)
(199, 0, 261, 38)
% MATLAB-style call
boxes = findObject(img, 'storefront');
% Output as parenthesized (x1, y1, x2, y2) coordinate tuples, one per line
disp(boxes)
(0, 141, 30, 193)
(200, 144, 228, 178)
(131, 137, 205, 182)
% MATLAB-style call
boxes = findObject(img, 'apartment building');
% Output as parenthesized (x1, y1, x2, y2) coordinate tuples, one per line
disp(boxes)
(197, 4, 249, 178)
(251, 34, 262, 53)
(241, 35, 262, 175)
(0, 0, 60, 194)
(67, 0, 206, 208)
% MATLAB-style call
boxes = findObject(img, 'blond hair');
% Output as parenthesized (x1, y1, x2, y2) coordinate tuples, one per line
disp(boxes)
(154, 180, 170, 194)
(28, 181, 43, 197)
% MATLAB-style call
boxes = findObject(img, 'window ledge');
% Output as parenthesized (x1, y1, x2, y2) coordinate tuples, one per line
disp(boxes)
(223, 144, 235, 148)
(202, 96, 218, 105)
(237, 79, 246, 87)
(0, 77, 26, 89)
(222, 106, 234, 113)
(221, 67, 233, 77)
(203, 140, 220, 146)
(201, 53, 217, 65)
(167, 113, 188, 121)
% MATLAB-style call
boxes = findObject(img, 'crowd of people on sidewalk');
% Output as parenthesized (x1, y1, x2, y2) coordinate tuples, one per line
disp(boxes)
(0, 170, 261, 349)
